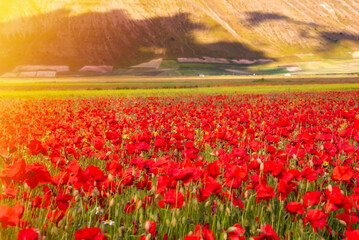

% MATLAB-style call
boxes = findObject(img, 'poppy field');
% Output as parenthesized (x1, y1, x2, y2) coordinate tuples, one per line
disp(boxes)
(1, 90, 359, 240)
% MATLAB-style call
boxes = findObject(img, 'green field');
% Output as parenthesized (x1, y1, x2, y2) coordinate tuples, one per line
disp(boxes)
(114, 59, 359, 76)
(1, 82, 358, 99)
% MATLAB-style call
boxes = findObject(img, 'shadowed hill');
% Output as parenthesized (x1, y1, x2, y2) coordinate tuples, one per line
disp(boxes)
(1, 0, 359, 71)
(0, 8, 265, 71)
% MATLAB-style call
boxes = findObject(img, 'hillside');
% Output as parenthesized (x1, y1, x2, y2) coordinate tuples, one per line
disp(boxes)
(1, 0, 359, 71)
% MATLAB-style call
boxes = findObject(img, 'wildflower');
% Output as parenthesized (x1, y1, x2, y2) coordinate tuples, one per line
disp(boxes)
(102, 220, 115, 226)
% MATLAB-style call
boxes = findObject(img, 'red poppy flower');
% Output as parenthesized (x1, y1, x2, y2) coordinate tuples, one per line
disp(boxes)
(74, 227, 105, 240)
(255, 183, 275, 203)
(286, 202, 305, 215)
(304, 209, 329, 232)
(56, 193, 73, 211)
(170, 167, 194, 183)
(197, 176, 222, 202)
(345, 230, 359, 240)
(24, 163, 52, 189)
(158, 189, 184, 208)
(0, 159, 26, 185)
(47, 210, 65, 225)
(206, 162, 221, 177)
(252, 224, 280, 240)
(145, 220, 156, 236)
(124, 199, 137, 213)
(300, 167, 317, 182)
(332, 166, 354, 181)
(28, 139, 48, 156)
(337, 213, 359, 229)
(228, 223, 246, 240)
(0, 204, 25, 227)
(17, 227, 39, 240)
(184, 224, 214, 240)
(92, 137, 105, 150)
(250, 141, 262, 152)
(324, 186, 352, 211)
(277, 178, 297, 201)
(303, 191, 323, 208)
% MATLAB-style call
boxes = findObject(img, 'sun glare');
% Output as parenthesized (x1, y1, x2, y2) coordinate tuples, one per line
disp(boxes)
(0, 0, 180, 22)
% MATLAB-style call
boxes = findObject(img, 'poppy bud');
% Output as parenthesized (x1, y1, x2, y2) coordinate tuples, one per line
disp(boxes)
(139, 213, 144, 224)
(92, 187, 99, 196)
(293, 154, 297, 160)
(257, 158, 262, 164)
(222, 231, 228, 240)
(244, 191, 249, 198)
(219, 203, 224, 212)
(328, 184, 333, 193)
(109, 198, 115, 207)
(226, 207, 231, 216)
(108, 174, 114, 182)
(166, 219, 170, 226)
(182, 217, 186, 224)
(171, 218, 177, 227)
(205, 200, 211, 208)
(100, 223, 105, 232)
(145, 220, 151, 232)
(217, 222, 221, 230)
(73, 189, 79, 197)
(72, 209, 77, 219)
(51, 226, 58, 236)
(137, 200, 143, 210)
(34, 228, 42, 240)
(260, 163, 264, 172)
(339, 220, 347, 226)
(146, 234, 151, 240)
(227, 227, 238, 232)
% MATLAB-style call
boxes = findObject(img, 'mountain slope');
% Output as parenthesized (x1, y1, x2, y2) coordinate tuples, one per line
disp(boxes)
(1, 0, 359, 70)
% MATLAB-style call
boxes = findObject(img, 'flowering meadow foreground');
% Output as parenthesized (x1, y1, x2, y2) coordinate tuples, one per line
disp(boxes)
(1, 91, 359, 240)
